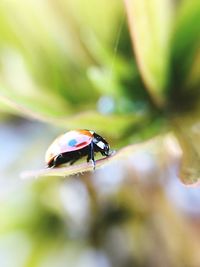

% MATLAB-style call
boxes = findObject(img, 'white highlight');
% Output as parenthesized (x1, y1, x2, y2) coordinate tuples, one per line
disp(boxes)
(97, 141, 105, 149)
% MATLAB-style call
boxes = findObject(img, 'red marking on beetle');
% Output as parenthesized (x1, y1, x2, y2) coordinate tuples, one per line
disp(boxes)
(75, 141, 88, 148)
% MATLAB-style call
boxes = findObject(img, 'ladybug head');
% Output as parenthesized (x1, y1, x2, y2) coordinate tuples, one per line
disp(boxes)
(93, 133, 111, 156)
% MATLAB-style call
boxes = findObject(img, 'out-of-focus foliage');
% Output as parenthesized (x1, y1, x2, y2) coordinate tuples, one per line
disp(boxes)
(168, 0, 200, 183)
(124, 0, 172, 107)
(0, 0, 154, 141)
(124, 0, 200, 183)
(169, 0, 200, 111)
(0, 1, 103, 110)
(1, 0, 200, 266)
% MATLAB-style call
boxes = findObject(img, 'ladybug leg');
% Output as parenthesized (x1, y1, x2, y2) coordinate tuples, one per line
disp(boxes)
(86, 155, 90, 162)
(69, 158, 79, 165)
(53, 154, 68, 167)
(88, 142, 95, 170)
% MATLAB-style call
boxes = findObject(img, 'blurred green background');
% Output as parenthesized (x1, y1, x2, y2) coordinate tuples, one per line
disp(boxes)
(1, 0, 200, 266)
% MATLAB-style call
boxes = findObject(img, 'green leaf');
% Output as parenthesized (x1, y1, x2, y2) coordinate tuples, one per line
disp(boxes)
(0, 87, 70, 119)
(57, 111, 145, 140)
(172, 114, 200, 186)
(0, 1, 123, 118)
(21, 134, 178, 179)
(0, 92, 146, 139)
(124, 0, 172, 107)
(170, 0, 200, 109)
(21, 155, 114, 179)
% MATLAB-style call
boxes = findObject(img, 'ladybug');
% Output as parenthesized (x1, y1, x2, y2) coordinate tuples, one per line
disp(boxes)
(45, 129, 111, 169)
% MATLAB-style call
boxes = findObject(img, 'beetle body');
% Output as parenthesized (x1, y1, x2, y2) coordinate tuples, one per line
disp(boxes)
(45, 130, 111, 168)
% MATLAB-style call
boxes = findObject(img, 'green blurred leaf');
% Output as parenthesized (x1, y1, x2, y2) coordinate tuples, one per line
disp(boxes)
(124, 0, 172, 107)
(0, 86, 70, 119)
(56, 111, 145, 140)
(0, 0, 123, 117)
(173, 114, 200, 185)
(168, 0, 200, 185)
(169, 0, 200, 110)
